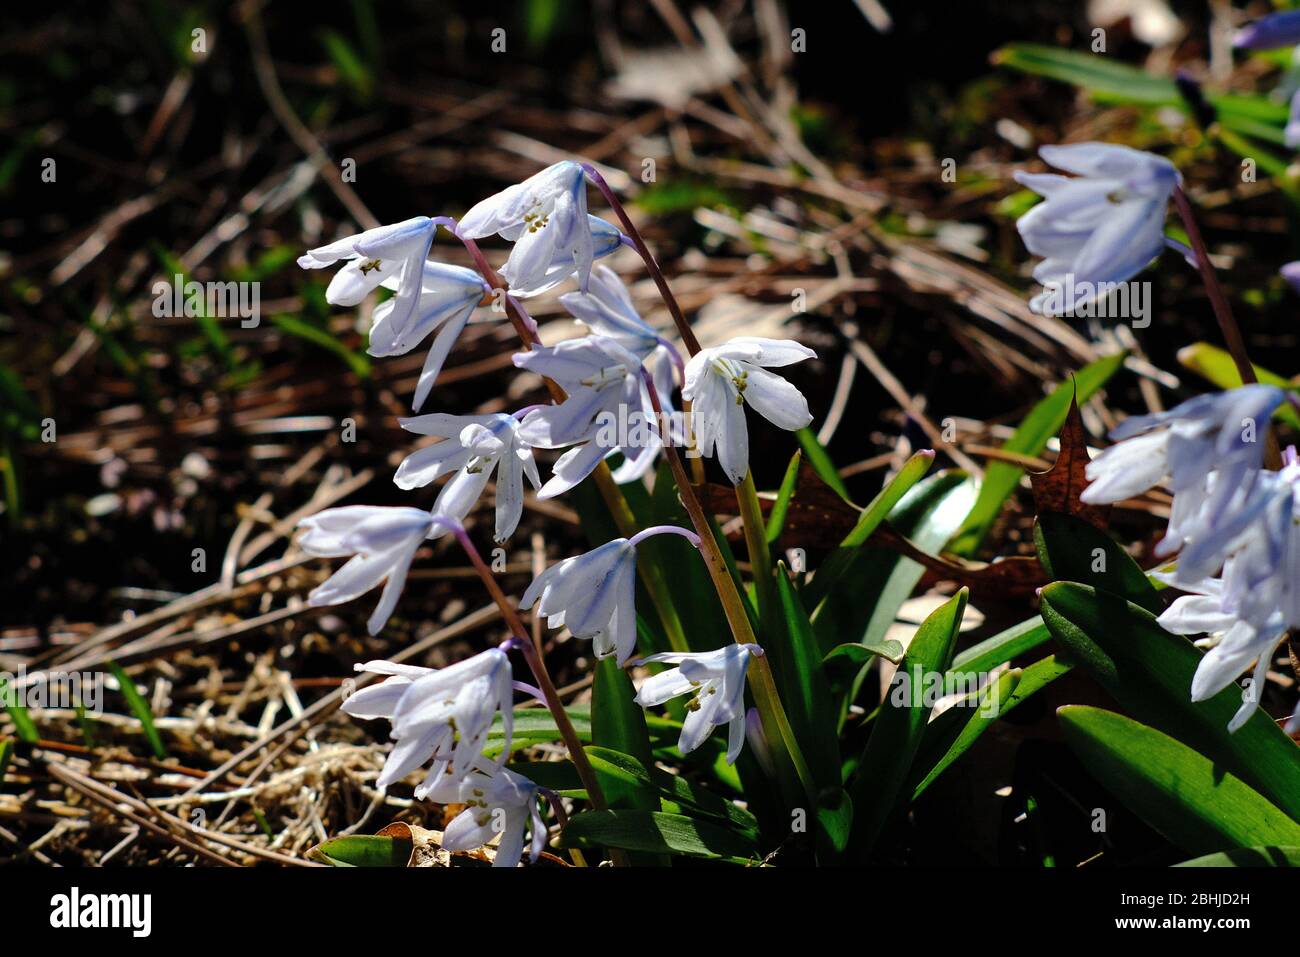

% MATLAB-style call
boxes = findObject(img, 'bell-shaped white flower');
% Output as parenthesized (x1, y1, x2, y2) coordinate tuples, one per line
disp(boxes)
(458, 161, 602, 294)
(633, 644, 760, 764)
(1156, 575, 1287, 733)
(422, 766, 547, 868)
(508, 216, 625, 298)
(1013, 143, 1179, 316)
(394, 413, 541, 543)
(298, 217, 437, 345)
(297, 506, 434, 635)
(341, 649, 515, 792)
(1080, 385, 1285, 579)
(521, 538, 638, 665)
(368, 262, 490, 411)
(682, 337, 815, 484)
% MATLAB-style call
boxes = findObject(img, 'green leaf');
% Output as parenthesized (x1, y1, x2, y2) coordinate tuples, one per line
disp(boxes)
(950, 617, 1049, 673)
(994, 44, 1290, 138)
(0, 736, 12, 784)
(765, 450, 803, 545)
(824, 639, 905, 668)
(558, 810, 759, 861)
(950, 351, 1127, 555)
(1175, 846, 1300, 867)
(0, 674, 38, 743)
(772, 564, 841, 792)
(811, 469, 976, 660)
(804, 449, 935, 611)
(1058, 706, 1300, 855)
(814, 787, 854, 862)
(592, 660, 657, 800)
(847, 589, 968, 857)
(993, 44, 1181, 105)
(107, 661, 166, 759)
(795, 427, 852, 502)
(1178, 341, 1300, 430)
(1034, 512, 1162, 613)
(307, 834, 411, 867)
(270, 314, 371, 380)
(910, 655, 1072, 800)
(1040, 583, 1300, 822)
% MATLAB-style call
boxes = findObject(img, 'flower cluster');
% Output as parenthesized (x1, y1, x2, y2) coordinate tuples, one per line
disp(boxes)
(1080, 385, 1300, 732)
(290, 162, 814, 863)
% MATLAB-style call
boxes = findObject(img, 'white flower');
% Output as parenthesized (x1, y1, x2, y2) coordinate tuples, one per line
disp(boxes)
(340, 649, 515, 792)
(1080, 384, 1285, 580)
(422, 766, 547, 868)
(298, 217, 437, 344)
(394, 413, 541, 543)
(633, 644, 760, 764)
(1156, 576, 1287, 733)
(556, 266, 682, 483)
(368, 262, 490, 411)
(514, 335, 657, 496)
(1013, 143, 1179, 316)
(508, 216, 625, 298)
(520, 538, 639, 665)
(297, 506, 434, 635)
(458, 161, 603, 294)
(682, 337, 816, 484)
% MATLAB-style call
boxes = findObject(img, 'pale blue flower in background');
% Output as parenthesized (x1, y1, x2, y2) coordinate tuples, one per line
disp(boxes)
(1233, 10, 1300, 51)
(341, 649, 514, 792)
(394, 413, 540, 543)
(1282, 260, 1300, 295)
(298, 216, 437, 346)
(683, 337, 815, 484)
(297, 506, 435, 634)
(1081, 384, 1285, 578)
(458, 161, 603, 294)
(1013, 143, 1179, 316)
(633, 644, 760, 763)
(422, 766, 547, 868)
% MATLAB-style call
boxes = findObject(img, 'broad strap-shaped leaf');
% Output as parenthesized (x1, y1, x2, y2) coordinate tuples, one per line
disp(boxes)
(994, 44, 1290, 142)
(950, 616, 1049, 673)
(1040, 583, 1300, 822)
(1058, 706, 1300, 855)
(847, 589, 968, 858)
(592, 660, 659, 812)
(773, 563, 841, 792)
(1034, 512, 1162, 613)
(1175, 846, 1300, 867)
(909, 655, 1072, 800)
(557, 809, 759, 861)
(950, 351, 1126, 555)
